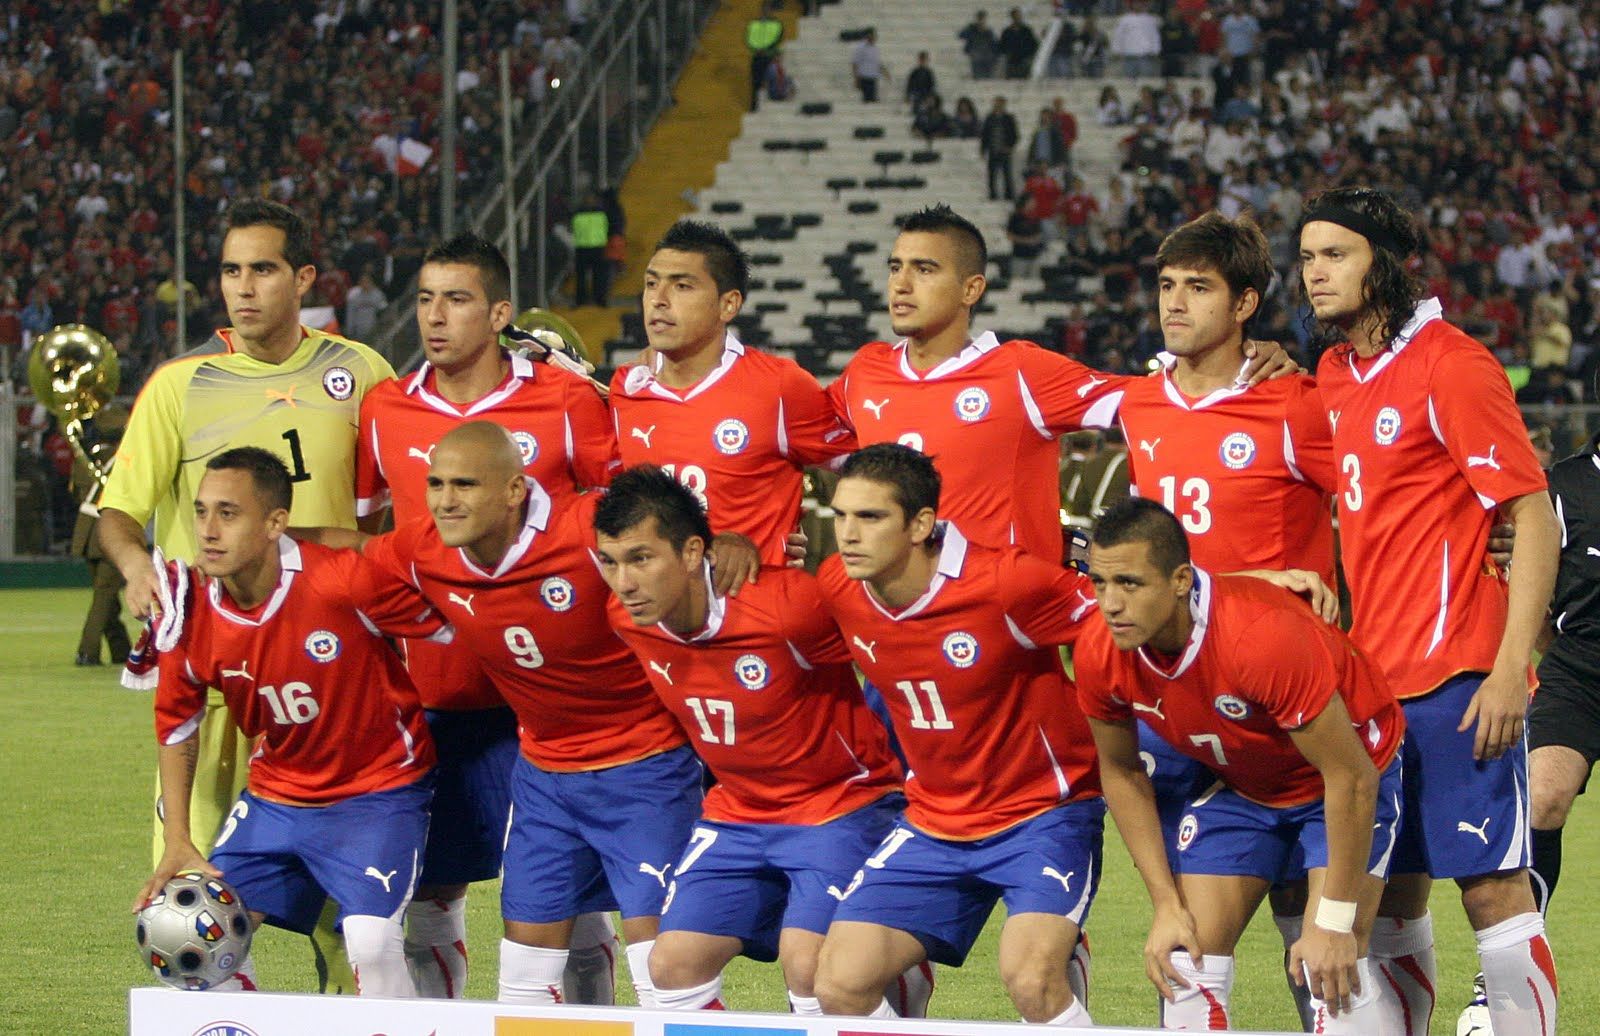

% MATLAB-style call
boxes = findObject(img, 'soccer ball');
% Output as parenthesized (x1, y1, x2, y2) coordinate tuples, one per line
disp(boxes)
(135, 872, 252, 990)
(1456, 1003, 1493, 1036)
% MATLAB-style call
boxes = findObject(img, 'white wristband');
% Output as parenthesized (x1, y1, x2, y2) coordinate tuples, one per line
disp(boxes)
(1314, 898, 1358, 934)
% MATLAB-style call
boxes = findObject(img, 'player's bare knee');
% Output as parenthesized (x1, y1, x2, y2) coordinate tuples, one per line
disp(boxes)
(647, 941, 717, 991)
(1458, 870, 1537, 929)
(1001, 963, 1067, 1023)
(1530, 791, 1573, 830)
(780, 947, 821, 998)
(814, 956, 879, 1015)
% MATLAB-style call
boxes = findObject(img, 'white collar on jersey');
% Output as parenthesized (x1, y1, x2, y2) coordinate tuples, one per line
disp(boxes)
(655, 560, 728, 643)
(1135, 566, 1213, 680)
(405, 350, 536, 417)
(622, 330, 745, 401)
(863, 521, 970, 621)
(458, 476, 554, 580)
(1155, 352, 1255, 411)
(1342, 296, 1444, 384)
(209, 537, 303, 627)
(893, 330, 1002, 381)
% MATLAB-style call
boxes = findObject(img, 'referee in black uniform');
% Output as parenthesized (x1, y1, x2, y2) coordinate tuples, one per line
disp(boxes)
(1527, 424, 1600, 916)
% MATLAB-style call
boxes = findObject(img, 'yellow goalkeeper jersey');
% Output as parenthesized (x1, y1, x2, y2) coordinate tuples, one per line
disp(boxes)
(101, 327, 396, 560)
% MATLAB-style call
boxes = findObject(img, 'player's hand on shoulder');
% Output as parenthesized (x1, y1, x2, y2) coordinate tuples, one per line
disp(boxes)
(134, 842, 218, 913)
(1145, 902, 1203, 1002)
(709, 533, 762, 596)
(1289, 925, 1360, 1017)
(1240, 340, 1302, 384)
(785, 529, 809, 568)
(1458, 666, 1529, 761)
(1240, 568, 1340, 625)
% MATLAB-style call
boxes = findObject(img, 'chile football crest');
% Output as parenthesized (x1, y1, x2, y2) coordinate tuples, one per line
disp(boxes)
(512, 431, 540, 466)
(1219, 432, 1256, 470)
(714, 418, 751, 455)
(1374, 406, 1402, 445)
(304, 630, 341, 663)
(941, 631, 980, 668)
(1213, 694, 1252, 720)
(733, 653, 772, 690)
(953, 386, 991, 423)
(540, 577, 576, 612)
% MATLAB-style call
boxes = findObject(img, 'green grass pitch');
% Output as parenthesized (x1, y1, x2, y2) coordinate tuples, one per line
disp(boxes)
(3, 587, 1592, 1032)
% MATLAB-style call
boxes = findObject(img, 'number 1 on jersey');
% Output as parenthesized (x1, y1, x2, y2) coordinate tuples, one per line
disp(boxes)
(895, 679, 954, 730)
(281, 428, 312, 483)
(685, 697, 736, 745)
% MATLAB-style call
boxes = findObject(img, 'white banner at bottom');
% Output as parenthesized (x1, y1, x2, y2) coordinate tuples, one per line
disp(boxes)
(129, 988, 1300, 1036)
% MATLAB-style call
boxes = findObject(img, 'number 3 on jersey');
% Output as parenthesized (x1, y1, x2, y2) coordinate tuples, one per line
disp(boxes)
(661, 463, 709, 508)
(1340, 454, 1363, 511)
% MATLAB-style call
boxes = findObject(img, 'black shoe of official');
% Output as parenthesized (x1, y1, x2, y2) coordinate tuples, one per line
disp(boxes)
(75, 653, 101, 666)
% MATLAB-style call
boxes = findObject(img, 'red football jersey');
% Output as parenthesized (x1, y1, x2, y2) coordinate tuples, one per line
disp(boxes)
(154, 539, 440, 805)
(362, 482, 688, 771)
(355, 352, 619, 710)
(1119, 369, 1336, 579)
(610, 334, 856, 565)
(828, 333, 1128, 560)
(817, 527, 1102, 839)
(1316, 301, 1548, 699)
(607, 566, 902, 825)
(1075, 571, 1405, 807)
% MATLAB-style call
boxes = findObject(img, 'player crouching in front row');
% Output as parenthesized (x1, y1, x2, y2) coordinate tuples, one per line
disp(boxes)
(1074, 497, 1405, 1033)
(134, 447, 446, 996)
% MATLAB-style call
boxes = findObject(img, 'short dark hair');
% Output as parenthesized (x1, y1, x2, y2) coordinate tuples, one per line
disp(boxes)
(593, 466, 714, 553)
(898, 203, 988, 279)
(1156, 212, 1274, 333)
(837, 443, 941, 520)
(423, 232, 512, 304)
(206, 446, 293, 513)
(1092, 497, 1190, 575)
(654, 219, 750, 298)
(1298, 186, 1424, 350)
(225, 199, 313, 270)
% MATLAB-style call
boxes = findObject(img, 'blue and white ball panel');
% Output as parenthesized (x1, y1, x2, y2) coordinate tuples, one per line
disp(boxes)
(501, 746, 702, 924)
(1391, 673, 1531, 879)
(1174, 755, 1402, 882)
(659, 794, 903, 962)
(209, 779, 433, 933)
(419, 706, 518, 885)
(829, 800, 1106, 967)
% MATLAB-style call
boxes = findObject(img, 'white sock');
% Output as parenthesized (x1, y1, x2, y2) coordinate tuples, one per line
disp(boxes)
(1477, 912, 1559, 1036)
(1067, 935, 1091, 1009)
(788, 991, 823, 1015)
(343, 914, 416, 998)
(884, 961, 936, 1017)
(498, 939, 568, 1004)
(404, 896, 468, 999)
(564, 911, 618, 1005)
(625, 938, 656, 1008)
(211, 954, 258, 991)
(1272, 913, 1316, 1030)
(656, 973, 724, 1010)
(867, 998, 899, 1017)
(1307, 957, 1386, 1034)
(1046, 995, 1093, 1025)
(1370, 913, 1436, 1036)
(1161, 954, 1233, 1031)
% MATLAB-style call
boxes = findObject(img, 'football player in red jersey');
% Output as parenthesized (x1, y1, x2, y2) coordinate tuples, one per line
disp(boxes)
(812, 445, 1104, 1026)
(355, 234, 621, 1002)
(594, 466, 906, 1016)
(138, 447, 442, 997)
(1076, 498, 1405, 1033)
(1304, 187, 1560, 1036)
(611, 220, 855, 566)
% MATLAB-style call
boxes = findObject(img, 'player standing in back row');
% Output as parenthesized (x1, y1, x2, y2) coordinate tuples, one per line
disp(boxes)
(1304, 186, 1560, 1036)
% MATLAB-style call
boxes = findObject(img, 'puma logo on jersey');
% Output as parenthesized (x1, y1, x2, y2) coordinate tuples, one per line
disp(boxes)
(1041, 866, 1075, 894)
(1069, 590, 1096, 621)
(1138, 438, 1160, 461)
(1076, 374, 1107, 399)
(1588, 547, 1600, 558)
(862, 398, 890, 419)
(1467, 445, 1501, 471)
(221, 661, 254, 683)
(852, 636, 878, 663)
(631, 425, 657, 449)
(364, 866, 398, 892)
(638, 861, 671, 887)
(650, 660, 673, 685)
(265, 384, 300, 408)
(447, 592, 476, 616)
(408, 445, 436, 464)
(1131, 699, 1165, 721)
(1457, 817, 1491, 844)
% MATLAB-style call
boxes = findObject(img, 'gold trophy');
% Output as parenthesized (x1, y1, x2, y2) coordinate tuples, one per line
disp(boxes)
(27, 323, 121, 493)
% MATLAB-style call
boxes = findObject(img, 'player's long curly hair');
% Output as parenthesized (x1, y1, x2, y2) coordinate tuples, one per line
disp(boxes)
(1297, 186, 1425, 352)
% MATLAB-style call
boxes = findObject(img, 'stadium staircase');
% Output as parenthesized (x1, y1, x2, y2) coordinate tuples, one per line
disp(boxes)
(601, 0, 1203, 376)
